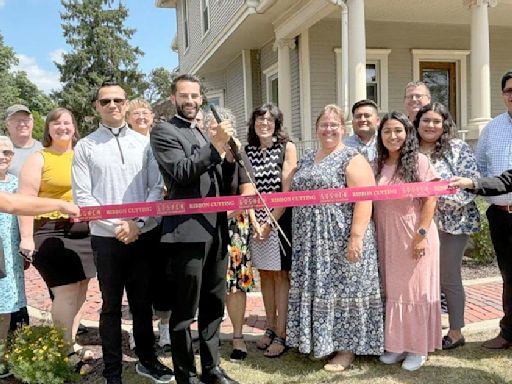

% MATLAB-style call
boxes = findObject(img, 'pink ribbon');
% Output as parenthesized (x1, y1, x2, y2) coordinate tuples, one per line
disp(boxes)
(74, 181, 455, 222)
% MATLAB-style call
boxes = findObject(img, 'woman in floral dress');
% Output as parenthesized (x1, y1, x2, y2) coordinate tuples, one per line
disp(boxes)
(288, 105, 383, 371)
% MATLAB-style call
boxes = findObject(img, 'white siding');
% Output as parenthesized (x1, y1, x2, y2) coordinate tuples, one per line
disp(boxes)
(309, 21, 338, 128)
(178, 0, 245, 73)
(290, 44, 301, 141)
(225, 55, 247, 140)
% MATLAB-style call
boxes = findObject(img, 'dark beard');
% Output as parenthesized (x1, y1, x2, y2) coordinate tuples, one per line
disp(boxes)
(176, 102, 198, 120)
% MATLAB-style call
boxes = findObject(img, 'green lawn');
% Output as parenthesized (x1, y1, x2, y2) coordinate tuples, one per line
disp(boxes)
(82, 329, 512, 384)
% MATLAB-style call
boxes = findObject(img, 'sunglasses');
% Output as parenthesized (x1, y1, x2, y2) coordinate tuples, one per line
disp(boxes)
(0, 150, 14, 157)
(98, 98, 126, 107)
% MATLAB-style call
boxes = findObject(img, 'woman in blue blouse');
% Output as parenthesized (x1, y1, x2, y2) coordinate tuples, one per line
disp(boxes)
(414, 103, 480, 350)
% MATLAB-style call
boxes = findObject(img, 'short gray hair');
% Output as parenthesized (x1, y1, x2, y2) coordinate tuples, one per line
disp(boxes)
(205, 107, 237, 136)
(0, 135, 14, 151)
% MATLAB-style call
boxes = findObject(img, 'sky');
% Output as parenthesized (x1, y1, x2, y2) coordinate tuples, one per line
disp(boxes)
(0, 0, 178, 94)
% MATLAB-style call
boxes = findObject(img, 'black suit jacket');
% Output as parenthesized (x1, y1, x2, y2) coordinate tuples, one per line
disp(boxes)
(150, 116, 234, 243)
(474, 169, 512, 196)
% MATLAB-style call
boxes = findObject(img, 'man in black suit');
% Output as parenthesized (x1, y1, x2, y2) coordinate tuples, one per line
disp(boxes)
(150, 74, 240, 384)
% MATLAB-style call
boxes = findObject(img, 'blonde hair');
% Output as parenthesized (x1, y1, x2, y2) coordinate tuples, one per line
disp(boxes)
(126, 98, 153, 116)
(315, 104, 345, 127)
(0, 135, 14, 151)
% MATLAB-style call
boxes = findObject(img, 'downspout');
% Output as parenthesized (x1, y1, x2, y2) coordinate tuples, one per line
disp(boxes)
(330, 0, 349, 120)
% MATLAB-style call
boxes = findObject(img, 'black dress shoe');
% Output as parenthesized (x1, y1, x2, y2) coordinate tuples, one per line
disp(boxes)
(201, 366, 239, 384)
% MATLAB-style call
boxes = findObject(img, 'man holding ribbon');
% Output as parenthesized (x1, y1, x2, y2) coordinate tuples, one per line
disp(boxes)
(72, 79, 173, 384)
(150, 74, 239, 384)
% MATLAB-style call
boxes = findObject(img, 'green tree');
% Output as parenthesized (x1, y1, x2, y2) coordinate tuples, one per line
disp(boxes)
(13, 71, 55, 114)
(145, 67, 175, 104)
(53, 0, 146, 133)
(0, 34, 20, 121)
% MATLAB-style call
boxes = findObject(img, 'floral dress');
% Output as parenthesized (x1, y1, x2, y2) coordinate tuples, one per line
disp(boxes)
(287, 148, 384, 358)
(0, 175, 26, 314)
(226, 212, 255, 292)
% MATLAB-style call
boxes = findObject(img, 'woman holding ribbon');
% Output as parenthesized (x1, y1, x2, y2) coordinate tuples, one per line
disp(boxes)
(205, 107, 256, 362)
(414, 103, 480, 350)
(18, 108, 95, 366)
(287, 104, 383, 371)
(245, 103, 296, 358)
(374, 111, 441, 371)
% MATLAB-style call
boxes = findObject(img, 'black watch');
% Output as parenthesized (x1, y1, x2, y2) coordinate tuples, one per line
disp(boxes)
(417, 227, 428, 237)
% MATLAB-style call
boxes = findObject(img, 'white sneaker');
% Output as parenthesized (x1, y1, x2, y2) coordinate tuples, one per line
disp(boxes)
(128, 327, 136, 350)
(379, 351, 407, 364)
(157, 322, 171, 348)
(401, 353, 427, 371)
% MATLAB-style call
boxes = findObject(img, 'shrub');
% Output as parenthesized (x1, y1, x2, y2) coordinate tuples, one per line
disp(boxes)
(6, 325, 78, 384)
(468, 197, 495, 265)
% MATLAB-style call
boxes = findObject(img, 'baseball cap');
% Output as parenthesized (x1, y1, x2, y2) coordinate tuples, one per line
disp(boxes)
(5, 104, 31, 119)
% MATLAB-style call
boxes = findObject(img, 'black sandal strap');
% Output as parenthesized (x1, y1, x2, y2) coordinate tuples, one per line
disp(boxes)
(272, 336, 286, 346)
(264, 329, 276, 339)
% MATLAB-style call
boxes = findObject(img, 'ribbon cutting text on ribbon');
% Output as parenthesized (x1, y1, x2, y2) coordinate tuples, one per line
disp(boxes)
(73, 181, 456, 222)
(74, 181, 455, 221)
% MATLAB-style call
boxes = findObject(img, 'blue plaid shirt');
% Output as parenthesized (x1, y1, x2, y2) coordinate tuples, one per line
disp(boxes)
(344, 134, 377, 162)
(476, 112, 512, 205)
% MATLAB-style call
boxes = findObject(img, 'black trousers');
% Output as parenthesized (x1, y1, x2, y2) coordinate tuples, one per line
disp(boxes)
(487, 205, 512, 341)
(161, 230, 228, 384)
(91, 229, 158, 379)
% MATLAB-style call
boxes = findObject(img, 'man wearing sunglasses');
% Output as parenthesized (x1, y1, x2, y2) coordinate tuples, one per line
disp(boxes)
(475, 70, 512, 351)
(72, 79, 173, 384)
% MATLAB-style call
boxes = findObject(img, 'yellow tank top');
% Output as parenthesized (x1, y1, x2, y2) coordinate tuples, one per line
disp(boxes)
(37, 149, 74, 220)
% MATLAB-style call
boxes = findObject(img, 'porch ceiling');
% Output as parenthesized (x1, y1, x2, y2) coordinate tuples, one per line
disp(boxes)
(359, 0, 512, 27)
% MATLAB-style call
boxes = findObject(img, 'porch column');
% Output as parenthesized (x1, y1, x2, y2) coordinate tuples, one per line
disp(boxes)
(275, 38, 295, 133)
(347, 0, 366, 116)
(465, 0, 497, 139)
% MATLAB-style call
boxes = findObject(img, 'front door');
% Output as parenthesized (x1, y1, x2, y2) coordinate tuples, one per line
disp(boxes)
(420, 61, 457, 122)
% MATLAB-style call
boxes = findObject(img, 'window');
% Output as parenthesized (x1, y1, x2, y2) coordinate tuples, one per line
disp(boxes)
(366, 62, 379, 105)
(334, 48, 391, 112)
(183, 0, 189, 49)
(263, 63, 279, 104)
(201, 0, 210, 35)
(206, 89, 224, 107)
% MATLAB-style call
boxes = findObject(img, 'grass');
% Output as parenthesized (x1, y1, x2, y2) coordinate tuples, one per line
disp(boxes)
(78, 328, 512, 384)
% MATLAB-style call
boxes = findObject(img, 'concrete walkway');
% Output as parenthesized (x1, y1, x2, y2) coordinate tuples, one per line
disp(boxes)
(24, 266, 503, 338)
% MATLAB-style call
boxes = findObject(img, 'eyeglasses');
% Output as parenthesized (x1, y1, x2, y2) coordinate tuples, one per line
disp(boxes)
(255, 116, 275, 124)
(131, 111, 151, 117)
(405, 94, 427, 101)
(318, 123, 342, 130)
(502, 88, 512, 97)
(98, 98, 126, 107)
(0, 150, 14, 157)
(9, 119, 32, 126)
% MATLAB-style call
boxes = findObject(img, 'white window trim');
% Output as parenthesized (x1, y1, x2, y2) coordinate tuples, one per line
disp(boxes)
(200, 0, 211, 38)
(182, 0, 190, 52)
(206, 89, 225, 107)
(334, 48, 391, 113)
(263, 63, 278, 104)
(411, 49, 470, 130)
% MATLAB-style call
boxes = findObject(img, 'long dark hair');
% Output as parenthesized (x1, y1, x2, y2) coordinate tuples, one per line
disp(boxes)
(376, 111, 419, 183)
(414, 102, 456, 161)
(246, 103, 289, 147)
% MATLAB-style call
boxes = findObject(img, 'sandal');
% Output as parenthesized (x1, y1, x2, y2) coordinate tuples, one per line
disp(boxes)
(256, 329, 275, 351)
(230, 336, 247, 362)
(264, 336, 287, 358)
(75, 346, 94, 361)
